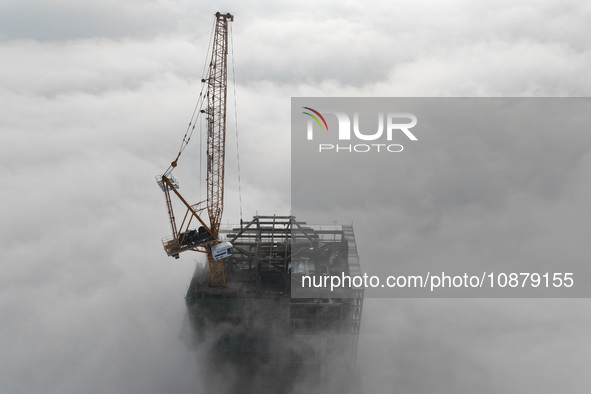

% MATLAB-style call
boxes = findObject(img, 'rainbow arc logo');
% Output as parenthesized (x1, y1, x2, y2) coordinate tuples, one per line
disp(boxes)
(302, 107, 329, 131)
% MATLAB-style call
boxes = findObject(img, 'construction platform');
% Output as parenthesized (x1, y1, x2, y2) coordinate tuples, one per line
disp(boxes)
(184, 215, 364, 392)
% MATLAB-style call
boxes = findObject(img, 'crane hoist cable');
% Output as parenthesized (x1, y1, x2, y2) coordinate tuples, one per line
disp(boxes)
(164, 18, 216, 178)
(230, 22, 243, 224)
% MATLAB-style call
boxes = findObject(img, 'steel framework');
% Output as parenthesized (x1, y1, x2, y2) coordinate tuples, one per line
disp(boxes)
(185, 216, 364, 391)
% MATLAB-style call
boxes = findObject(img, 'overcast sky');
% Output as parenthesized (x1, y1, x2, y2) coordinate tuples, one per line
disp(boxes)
(1, 1, 591, 393)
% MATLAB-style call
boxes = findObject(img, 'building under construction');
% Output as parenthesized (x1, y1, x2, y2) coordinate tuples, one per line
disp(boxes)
(157, 12, 364, 393)
(184, 215, 364, 392)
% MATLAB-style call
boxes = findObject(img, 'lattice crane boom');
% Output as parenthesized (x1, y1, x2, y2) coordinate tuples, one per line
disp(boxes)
(204, 11, 232, 234)
(157, 12, 234, 287)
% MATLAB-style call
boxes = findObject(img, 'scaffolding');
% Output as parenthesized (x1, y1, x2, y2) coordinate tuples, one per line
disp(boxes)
(185, 215, 364, 391)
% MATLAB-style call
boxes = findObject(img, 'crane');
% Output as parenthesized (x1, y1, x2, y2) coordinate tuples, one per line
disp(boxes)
(157, 12, 234, 287)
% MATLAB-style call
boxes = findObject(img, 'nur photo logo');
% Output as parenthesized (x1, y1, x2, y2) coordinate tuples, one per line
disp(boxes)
(302, 106, 418, 153)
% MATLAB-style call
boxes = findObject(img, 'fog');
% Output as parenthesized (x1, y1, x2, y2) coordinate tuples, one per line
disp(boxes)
(1, 1, 591, 393)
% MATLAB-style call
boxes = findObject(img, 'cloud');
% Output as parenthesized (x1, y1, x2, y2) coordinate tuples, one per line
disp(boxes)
(1, 1, 591, 393)
(0, 0, 183, 41)
(360, 298, 591, 393)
